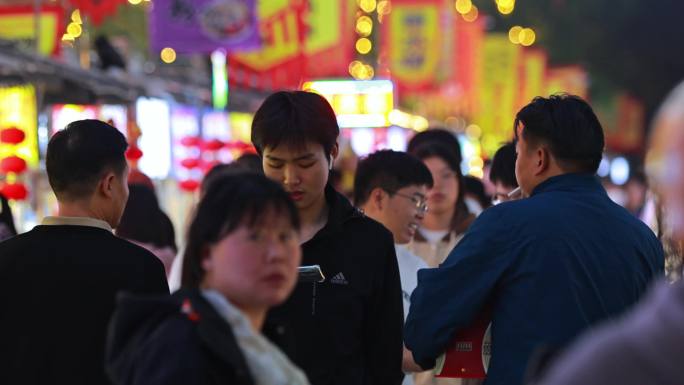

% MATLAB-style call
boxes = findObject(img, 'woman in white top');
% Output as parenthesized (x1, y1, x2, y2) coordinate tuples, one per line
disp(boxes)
(408, 142, 476, 268)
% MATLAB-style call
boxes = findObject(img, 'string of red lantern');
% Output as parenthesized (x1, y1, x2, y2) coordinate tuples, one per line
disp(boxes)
(0, 126, 29, 200)
(178, 135, 202, 192)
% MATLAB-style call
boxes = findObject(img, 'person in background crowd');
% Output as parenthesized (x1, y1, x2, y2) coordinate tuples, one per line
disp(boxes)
(353, 150, 433, 385)
(403, 95, 664, 385)
(234, 152, 264, 174)
(252, 91, 404, 385)
(0, 120, 168, 385)
(489, 142, 519, 205)
(0, 194, 17, 241)
(408, 142, 476, 268)
(462, 175, 491, 216)
(407, 128, 463, 166)
(107, 173, 309, 385)
(532, 82, 684, 385)
(116, 183, 177, 276)
(624, 171, 648, 217)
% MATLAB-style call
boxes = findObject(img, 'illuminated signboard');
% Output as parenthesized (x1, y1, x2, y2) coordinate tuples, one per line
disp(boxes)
(0, 85, 38, 167)
(136, 97, 171, 179)
(51, 104, 98, 135)
(302, 80, 394, 128)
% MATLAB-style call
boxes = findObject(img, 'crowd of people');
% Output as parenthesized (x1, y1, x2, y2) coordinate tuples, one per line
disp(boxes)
(0, 86, 682, 385)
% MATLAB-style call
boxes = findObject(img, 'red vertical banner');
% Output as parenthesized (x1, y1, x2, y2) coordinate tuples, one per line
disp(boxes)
(518, 49, 547, 110)
(383, 0, 443, 94)
(229, 0, 307, 90)
(474, 34, 521, 157)
(304, 0, 355, 78)
(596, 92, 644, 154)
(453, 14, 485, 119)
(229, 0, 353, 91)
(546, 66, 589, 99)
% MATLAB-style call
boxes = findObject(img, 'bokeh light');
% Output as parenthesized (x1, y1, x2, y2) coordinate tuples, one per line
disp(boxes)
(160, 47, 177, 64)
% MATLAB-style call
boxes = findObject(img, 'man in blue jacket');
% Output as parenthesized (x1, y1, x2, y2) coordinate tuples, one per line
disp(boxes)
(404, 95, 664, 385)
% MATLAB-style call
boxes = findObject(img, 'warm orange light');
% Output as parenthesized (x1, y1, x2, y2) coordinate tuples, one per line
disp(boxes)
(356, 37, 372, 54)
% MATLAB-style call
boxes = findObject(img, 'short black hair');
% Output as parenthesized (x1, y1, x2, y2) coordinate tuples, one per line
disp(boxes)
(235, 153, 264, 174)
(353, 150, 433, 206)
(251, 91, 339, 157)
(407, 128, 462, 165)
(489, 142, 518, 188)
(46, 119, 128, 200)
(463, 175, 491, 210)
(410, 142, 471, 220)
(116, 184, 176, 251)
(514, 94, 604, 173)
(200, 159, 263, 197)
(181, 173, 300, 288)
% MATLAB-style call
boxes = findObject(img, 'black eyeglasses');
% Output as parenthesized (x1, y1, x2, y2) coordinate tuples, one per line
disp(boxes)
(389, 191, 429, 214)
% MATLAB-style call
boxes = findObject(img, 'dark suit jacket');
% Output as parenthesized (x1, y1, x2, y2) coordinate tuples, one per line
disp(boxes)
(0, 224, 169, 385)
(106, 289, 255, 385)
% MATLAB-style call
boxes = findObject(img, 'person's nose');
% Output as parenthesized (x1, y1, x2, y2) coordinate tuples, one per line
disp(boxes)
(266, 236, 289, 263)
(283, 165, 300, 188)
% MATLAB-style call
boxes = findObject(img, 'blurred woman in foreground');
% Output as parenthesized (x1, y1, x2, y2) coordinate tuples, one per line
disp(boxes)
(106, 173, 309, 385)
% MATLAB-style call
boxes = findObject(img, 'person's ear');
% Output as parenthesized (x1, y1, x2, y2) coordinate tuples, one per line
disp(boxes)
(535, 147, 550, 176)
(330, 143, 339, 165)
(201, 247, 213, 271)
(100, 172, 116, 199)
(370, 187, 387, 211)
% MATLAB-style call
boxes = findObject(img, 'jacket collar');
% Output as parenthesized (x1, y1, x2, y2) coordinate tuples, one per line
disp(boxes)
(41, 216, 112, 232)
(530, 173, 604, 197)
(181, 289, 255, 385)
(307, 184, 363, 242)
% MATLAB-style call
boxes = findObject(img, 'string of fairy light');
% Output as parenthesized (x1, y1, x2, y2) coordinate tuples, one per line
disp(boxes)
(349, 0, 391, 80)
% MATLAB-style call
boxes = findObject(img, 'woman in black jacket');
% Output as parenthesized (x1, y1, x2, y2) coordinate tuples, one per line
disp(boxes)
(106, 173, 309, 385)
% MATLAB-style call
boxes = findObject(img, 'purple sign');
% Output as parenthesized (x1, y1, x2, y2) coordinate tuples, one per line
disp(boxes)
(150, 0, 261, 54)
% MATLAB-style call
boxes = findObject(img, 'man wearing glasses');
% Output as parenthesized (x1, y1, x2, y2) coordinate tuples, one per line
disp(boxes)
(354, 150, 433, 385)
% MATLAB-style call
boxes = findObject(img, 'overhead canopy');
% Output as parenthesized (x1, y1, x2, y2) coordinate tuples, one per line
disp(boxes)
(0, 39, 142, 104)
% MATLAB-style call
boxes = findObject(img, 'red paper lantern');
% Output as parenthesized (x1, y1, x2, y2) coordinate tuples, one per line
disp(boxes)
(180, 158, 201, 169)
(178, 179, 200, 192)
(1, 183, 28, 200)
(0, 156, 27, 174)
(202, 139, 225, 151)
(0, 127, 25, 144)
(180, 136, 202, 147)
(125, 146, 143, 161)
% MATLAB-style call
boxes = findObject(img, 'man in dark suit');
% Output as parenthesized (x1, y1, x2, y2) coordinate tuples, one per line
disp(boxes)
(0, 120, 169, 385)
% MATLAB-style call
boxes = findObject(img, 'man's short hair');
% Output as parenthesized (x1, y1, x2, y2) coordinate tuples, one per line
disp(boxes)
(514, 94, 604, 173)
(251, 91, 339, 156)
(407, 128, 462, 165)
(46, 119, 128, 200)
(489, 142, 518, 188)
(354, 150, 433, 206)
